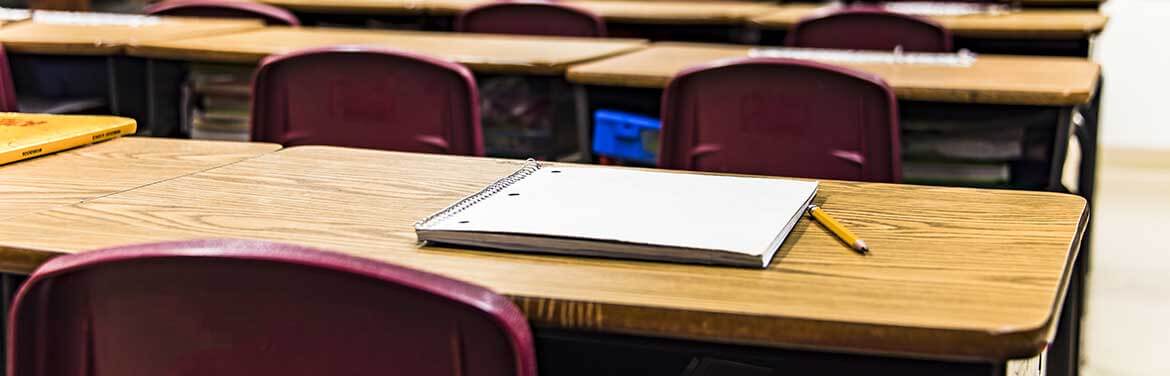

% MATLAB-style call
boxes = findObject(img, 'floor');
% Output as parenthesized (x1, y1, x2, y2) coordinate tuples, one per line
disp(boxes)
(1080, 150, 1170, 376)
(1081, 1, 1170, 374)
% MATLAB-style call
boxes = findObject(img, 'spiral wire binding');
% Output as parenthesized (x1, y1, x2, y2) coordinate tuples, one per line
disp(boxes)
(415, 158, 542, 230)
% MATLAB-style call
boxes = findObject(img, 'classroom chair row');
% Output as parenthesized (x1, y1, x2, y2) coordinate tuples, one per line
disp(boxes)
(0, 1, 1095, 186)
(226, 0, 1107, 56)
(138, 0, 993, 53)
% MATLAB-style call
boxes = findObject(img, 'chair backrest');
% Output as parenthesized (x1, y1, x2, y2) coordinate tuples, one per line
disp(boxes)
(659, 57, 901, 182)
(456, 1, 606, 38)
(251, 46, 484, 156)
(8, 239, 536, 376)
(145, 0, 301, 26)
(786, 8, 952, 52)
(0, 44, 17, 112)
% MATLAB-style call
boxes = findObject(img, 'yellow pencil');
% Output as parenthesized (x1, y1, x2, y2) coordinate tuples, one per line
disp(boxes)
(807, 205, 869, 255)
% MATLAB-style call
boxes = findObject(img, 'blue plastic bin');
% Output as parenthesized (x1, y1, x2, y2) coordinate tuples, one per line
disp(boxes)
(592, 110, 661, 164)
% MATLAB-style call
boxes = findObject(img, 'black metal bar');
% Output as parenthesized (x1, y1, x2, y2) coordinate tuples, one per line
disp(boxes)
(535, 328, 1008, 376)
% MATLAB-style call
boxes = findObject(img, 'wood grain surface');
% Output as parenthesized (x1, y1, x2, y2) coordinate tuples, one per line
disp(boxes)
(425, 0, 785, 24)
(0, 137, 280, 220)
(0, 15, 263, 55)
(125, 27, 647, 75)
(750, 5, 1108, 39)
(257, 0, 785, 24)
(0, 10, 30, 27)
(0, 146, 1087, 361)
(257, 0, 432, 15)
(1017, 0, 1102, 5)
(566, 42, 1100, 106)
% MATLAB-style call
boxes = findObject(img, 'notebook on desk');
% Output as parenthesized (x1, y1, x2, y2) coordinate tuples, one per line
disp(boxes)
(415, 161, 819, 268)
(0, 113, 136, 165)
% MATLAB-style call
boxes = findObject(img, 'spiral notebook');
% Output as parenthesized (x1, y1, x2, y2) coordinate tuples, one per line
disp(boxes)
(415, 161, 819, 268)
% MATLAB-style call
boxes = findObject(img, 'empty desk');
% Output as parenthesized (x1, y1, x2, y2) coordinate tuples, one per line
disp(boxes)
(750, 5, 1109, 57)
(0, 8, 30, 27)
(127, 27, 645, 74)
(567, 42, 1099, 185)
(783, 0, 1105, 9)
(0, 146, 1087, 374)
(428, 0, 784, 42)
(0, 13, 264, 135)
(567, 42, 1100, 376)
(126, 27, 647, 157)
(0, 125, 279, 369)
(258, 0, 781, 43)
(0, 135, 280, 221)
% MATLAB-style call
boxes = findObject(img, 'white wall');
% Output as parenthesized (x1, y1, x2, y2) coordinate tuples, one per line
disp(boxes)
(1093, 0, 1170, 150)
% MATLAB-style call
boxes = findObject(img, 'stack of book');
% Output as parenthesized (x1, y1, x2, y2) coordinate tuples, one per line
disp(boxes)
(900, 116, 1034, 188)
(184, 64, 253, 141)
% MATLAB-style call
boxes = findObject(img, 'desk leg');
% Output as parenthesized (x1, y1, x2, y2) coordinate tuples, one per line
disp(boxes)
(0, 273, 27, 376)
(140, 59, 188, 138)
(1048, 75, 1103, 376)
(107, 56, 152, 134)
(573, 85, 593, 162)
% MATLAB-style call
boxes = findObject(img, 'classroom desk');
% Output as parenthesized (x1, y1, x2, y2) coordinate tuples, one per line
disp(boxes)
(258, 0, 780, 43)
(0, 135, 280, 223)
(783, 0, 1105, 9)
(567, 42, 1100, 376)
(0, 132, 278, 372)
(0, 14, 263, 55)
(126, 27, 647, 75)
(0, 8, 30, 27)
(1020, 0, 1104, 8)
(425, 0, 781, 24)
(125, 27, 647, 158)
(0, 14, 265, 137)
(568, 43, 1097, 106)
(750, 5, 1108, 57)
(0, 147, 1087, 374)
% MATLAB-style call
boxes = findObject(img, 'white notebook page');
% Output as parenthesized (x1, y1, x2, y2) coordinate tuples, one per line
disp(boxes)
(426, 167, 818, 257)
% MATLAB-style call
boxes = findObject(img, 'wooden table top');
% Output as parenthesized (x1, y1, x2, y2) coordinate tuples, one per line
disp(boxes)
(0, 13, 263, 55)
(566, 42, 1100, 106)
(0, 146, 1088, 361)
(257, 0, 431, 15)
(750, 5, 1108, 39)
(0, 8, 31, 27)
(256, 0, 783, 24)
(0, 135, 280, 226)
(126, 27, 647, 75)
(1019, 0, 1103, 6)
(425, 0, 785, 24)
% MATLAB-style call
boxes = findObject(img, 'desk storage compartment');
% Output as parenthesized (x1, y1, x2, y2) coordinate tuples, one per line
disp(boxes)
(480, 76, 578, 160)
(184, 63, 254, 141)
(592, 109, 661, 165)
(899, 102, 1068, 190)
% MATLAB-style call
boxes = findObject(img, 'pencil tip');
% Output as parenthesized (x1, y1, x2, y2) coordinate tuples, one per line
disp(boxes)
(855, 240, 869, 255)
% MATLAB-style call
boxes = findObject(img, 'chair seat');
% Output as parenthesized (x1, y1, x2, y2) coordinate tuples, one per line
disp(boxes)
(17, 96, 108, 114)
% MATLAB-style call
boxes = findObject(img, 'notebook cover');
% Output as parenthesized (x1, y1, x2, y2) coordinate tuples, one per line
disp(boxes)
(417, 161, 818, 267)
(0, 113, 137, 165)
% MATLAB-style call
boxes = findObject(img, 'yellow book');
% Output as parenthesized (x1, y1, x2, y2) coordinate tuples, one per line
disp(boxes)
(0, 113, 137, 165)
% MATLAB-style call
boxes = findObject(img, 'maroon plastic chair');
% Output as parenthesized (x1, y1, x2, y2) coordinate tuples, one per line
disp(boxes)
(786, 8, 953, 52)
(145, 0, 301, 26)
(0, 44, 17, 112)
(251, 46, 484, 156)
(659, 57, 901, 182)
(8, 239, 536, 376)
(456, 0, 606, 38)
